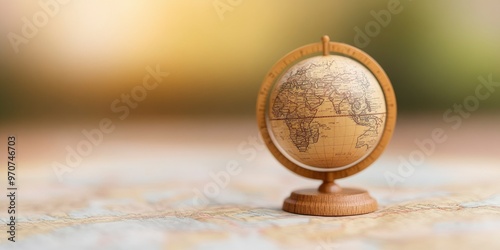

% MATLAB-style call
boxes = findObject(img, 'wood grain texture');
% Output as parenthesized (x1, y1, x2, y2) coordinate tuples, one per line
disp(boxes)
(283, 184, 378, 216)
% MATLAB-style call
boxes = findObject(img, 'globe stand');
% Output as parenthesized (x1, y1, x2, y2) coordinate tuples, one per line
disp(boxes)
(282, 180, 377, 216)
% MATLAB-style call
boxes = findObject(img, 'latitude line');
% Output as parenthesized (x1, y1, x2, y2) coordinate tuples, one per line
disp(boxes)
(269, 112, 386, 121)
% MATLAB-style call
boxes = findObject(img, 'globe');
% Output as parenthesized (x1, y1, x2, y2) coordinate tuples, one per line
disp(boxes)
(267, 55, 386, 171)
(256, 36, 396, 216)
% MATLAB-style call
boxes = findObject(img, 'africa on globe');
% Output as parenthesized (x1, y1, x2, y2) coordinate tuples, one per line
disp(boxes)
(256, 36, 396, 216)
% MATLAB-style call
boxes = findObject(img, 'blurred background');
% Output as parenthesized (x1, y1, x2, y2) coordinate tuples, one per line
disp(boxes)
(1, 2, 499, 247)
(1, 0, 499, 123)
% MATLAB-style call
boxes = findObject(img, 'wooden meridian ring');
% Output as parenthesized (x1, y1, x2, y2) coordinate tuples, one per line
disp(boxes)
(256, 38, 397, 181)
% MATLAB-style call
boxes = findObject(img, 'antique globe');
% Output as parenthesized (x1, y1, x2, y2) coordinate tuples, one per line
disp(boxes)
(256, 36, 396, 216)
(268, 55, 386, 171)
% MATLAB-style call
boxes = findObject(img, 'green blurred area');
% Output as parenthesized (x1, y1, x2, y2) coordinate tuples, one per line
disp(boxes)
(0, 0, 499, 122)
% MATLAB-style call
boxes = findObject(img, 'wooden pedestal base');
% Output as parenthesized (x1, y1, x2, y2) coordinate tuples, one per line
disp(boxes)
(282, 181, 377, 216)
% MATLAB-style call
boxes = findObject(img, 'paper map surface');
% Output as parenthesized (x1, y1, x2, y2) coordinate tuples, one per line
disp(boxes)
(1, 120, 499, 249)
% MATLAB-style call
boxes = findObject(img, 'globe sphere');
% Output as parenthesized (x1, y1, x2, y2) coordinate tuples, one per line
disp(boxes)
(267, 55, 387, 171)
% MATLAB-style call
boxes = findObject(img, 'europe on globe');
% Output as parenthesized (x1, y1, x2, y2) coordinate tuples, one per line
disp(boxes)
(267, 55, 386, 170)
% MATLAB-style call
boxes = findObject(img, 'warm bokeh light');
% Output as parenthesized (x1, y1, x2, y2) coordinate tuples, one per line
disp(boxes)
(1, 0, 500, 122)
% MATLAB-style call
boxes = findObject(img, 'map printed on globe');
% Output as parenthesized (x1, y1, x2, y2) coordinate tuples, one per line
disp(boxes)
(268, 55, 387, 170)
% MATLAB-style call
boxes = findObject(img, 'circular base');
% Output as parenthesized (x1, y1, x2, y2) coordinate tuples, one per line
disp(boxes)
(282, 187, 377, 216)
